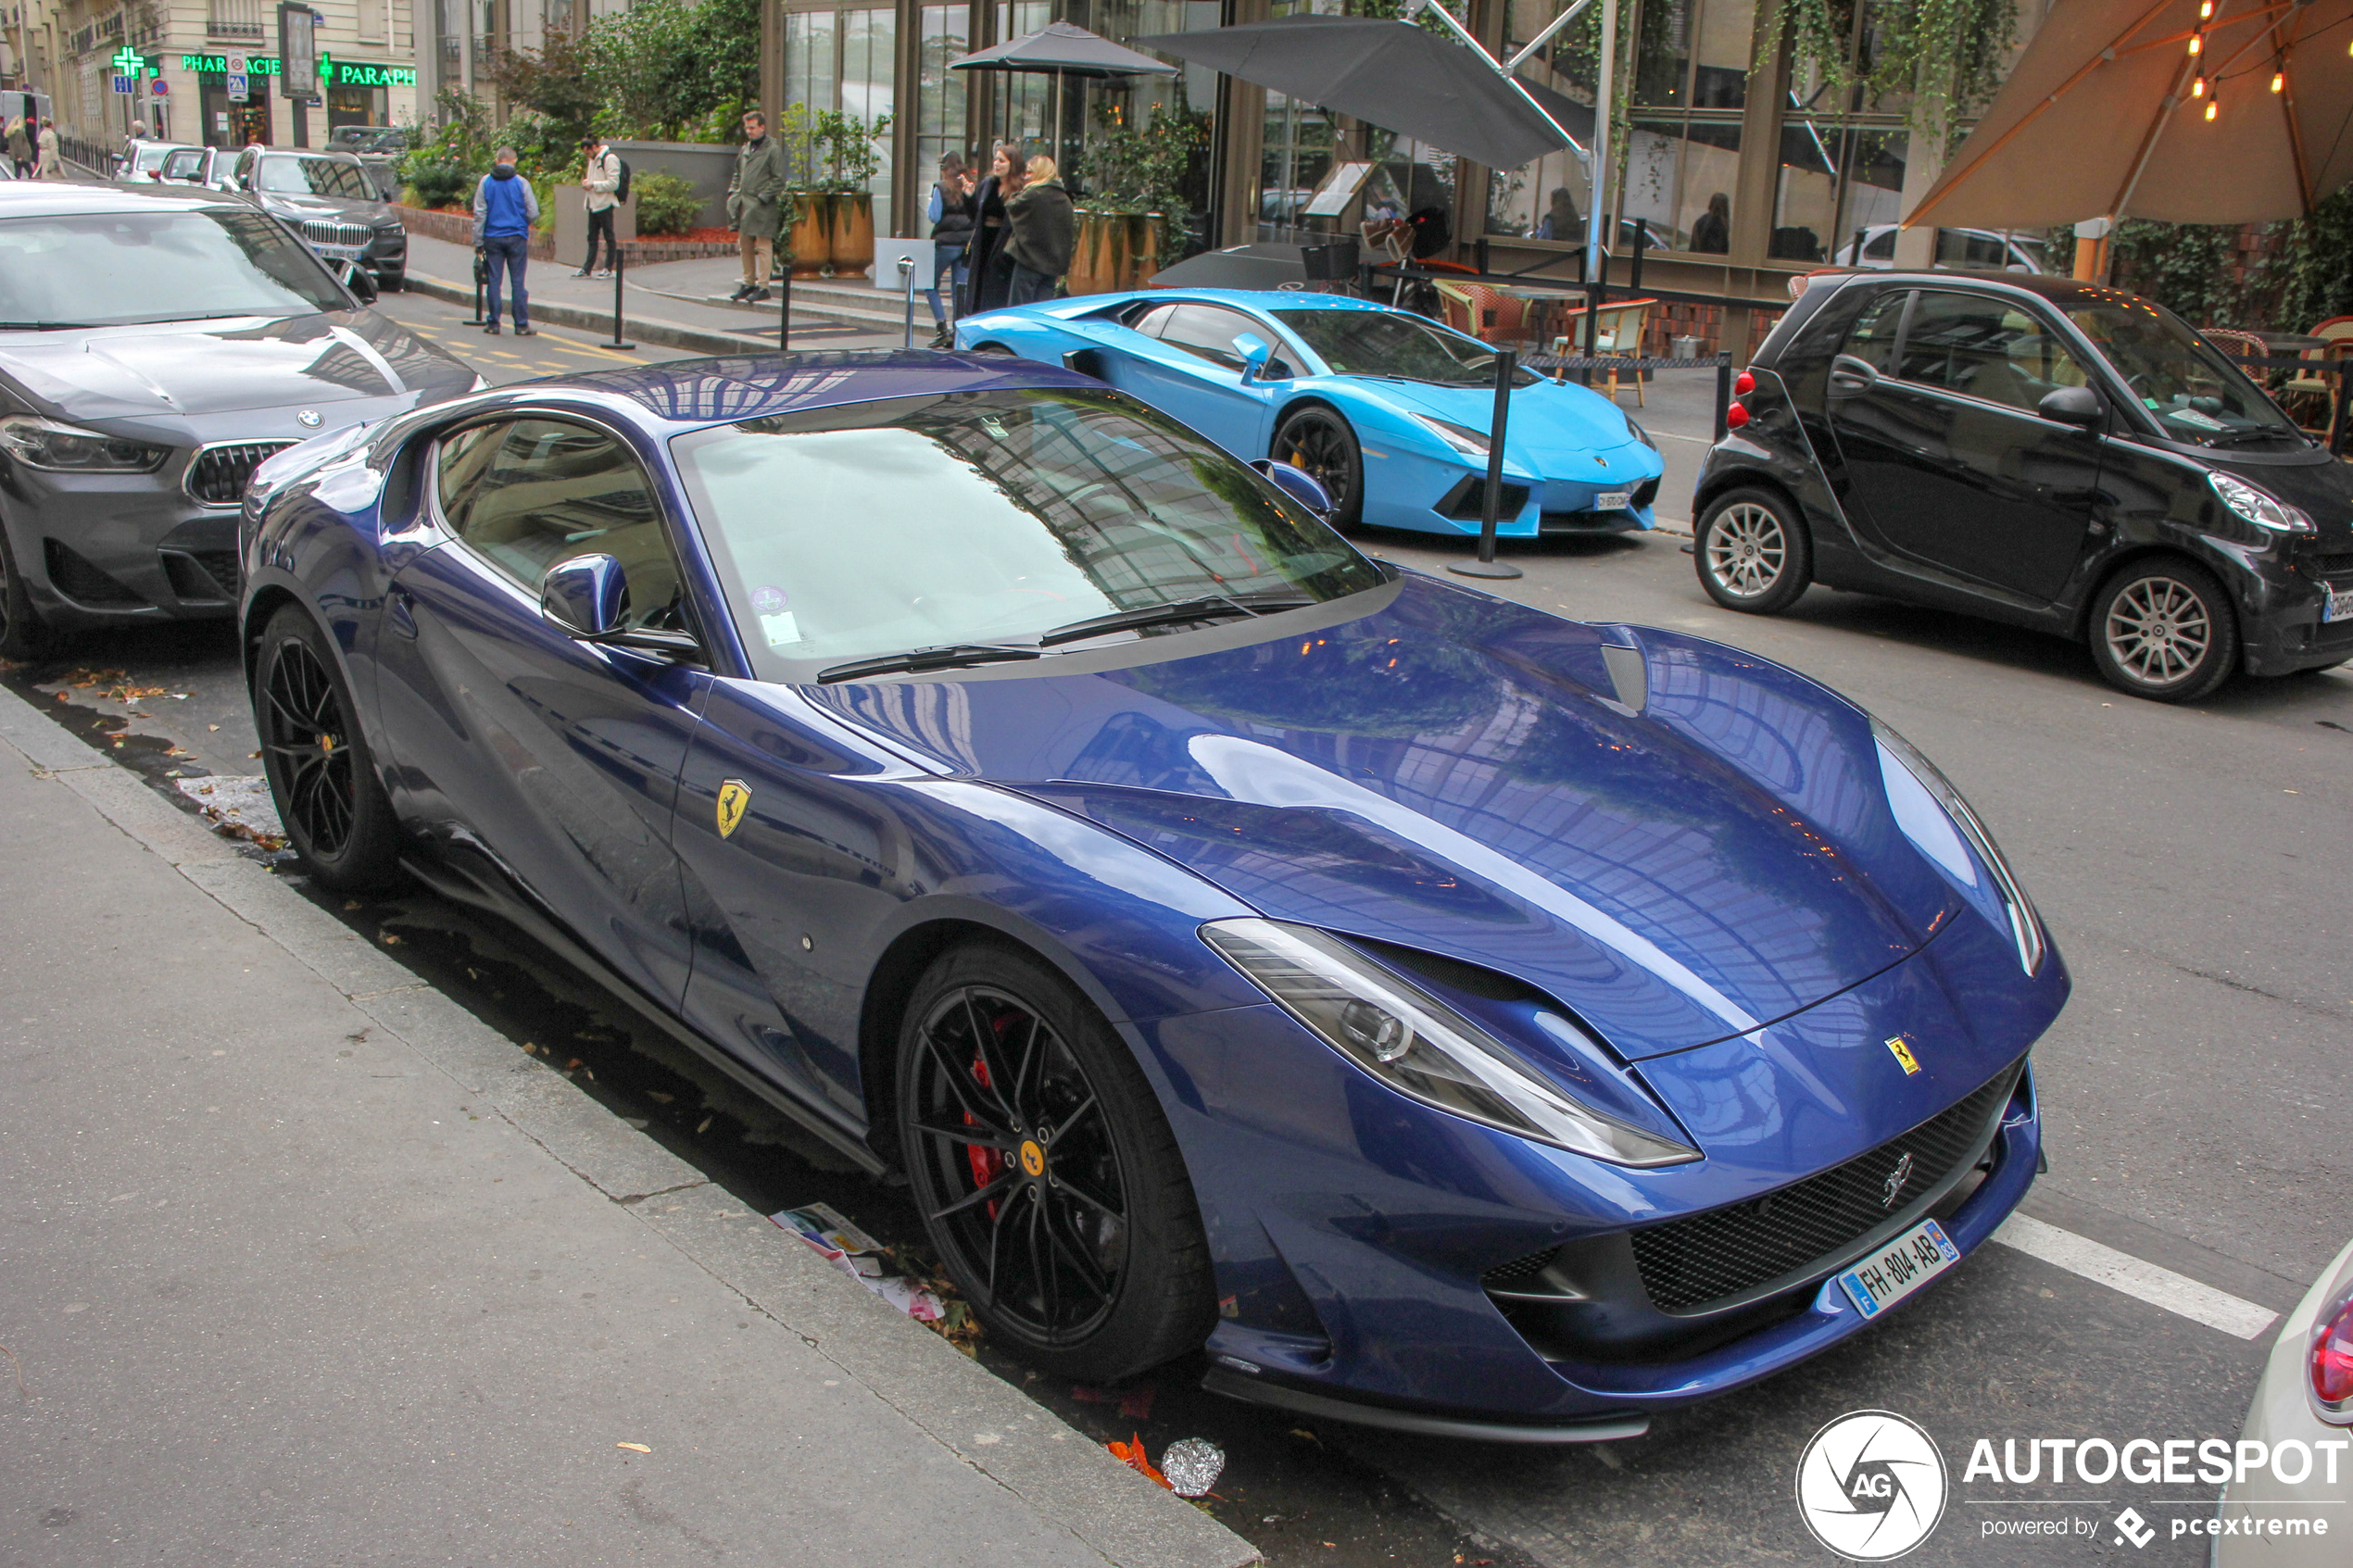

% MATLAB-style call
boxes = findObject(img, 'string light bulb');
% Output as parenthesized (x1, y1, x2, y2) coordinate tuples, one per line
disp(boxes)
(2189, 30, 2204, 55)
(2193, 73, 2208, 95)
(2272, 69, 2285, 92)
(2199, 0, 2213, 16)
(2207, 97, 2220, 119)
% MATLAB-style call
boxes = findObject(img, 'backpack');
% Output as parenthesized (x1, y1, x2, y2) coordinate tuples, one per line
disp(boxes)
(612, 155, 631, 203)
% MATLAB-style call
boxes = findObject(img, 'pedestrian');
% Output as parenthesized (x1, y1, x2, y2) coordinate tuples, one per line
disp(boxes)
(573, 133, 622, 280)
(1691, 191, 1730, 254)
(925, 151, 975, 346)
(1533, 185, 1580, 241)
(6, 118, 29, 181)
(724, 108, 787, 304)
(962, 143, 1024, 316)
(36, 119, 62, 182)
(1002, 155, 1075, 307)
(472, 145, 539, 336)
(121, 118, 147, 169)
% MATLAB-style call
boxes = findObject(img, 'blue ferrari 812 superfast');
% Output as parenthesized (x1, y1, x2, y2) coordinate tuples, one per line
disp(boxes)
(240, 350, 2065, 1441)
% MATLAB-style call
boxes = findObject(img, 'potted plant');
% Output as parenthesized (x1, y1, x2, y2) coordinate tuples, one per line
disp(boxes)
(778, 105, 892, 278)
(1073, 98, 1206, 295)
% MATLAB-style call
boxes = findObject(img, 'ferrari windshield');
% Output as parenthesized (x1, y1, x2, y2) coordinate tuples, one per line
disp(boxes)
(672, 386, 1382, 678)
(2067, 301, 2305, 447)
(1273, 308, 1539, 386)
(256, 155, 378, 200)
(0, 208, 347, 327)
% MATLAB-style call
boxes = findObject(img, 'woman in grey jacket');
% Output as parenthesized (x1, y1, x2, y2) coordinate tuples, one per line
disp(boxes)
(1002, 156, 1076, 307)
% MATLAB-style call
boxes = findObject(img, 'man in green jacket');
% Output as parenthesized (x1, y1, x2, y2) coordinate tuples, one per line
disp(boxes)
(725, 109, 789, 303)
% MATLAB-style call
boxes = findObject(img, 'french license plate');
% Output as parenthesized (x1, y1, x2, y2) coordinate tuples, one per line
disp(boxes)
(1593, 490, 1632, 511)
(1835, 1218, 1961, 1319)
(2324, 587, 2353, 623)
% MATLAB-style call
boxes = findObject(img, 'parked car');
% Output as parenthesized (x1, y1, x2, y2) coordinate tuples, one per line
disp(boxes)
(214, 146, 407, 291)
(238, 349, 2066, 1437)
(114, 140, 199, 183)
(957, 290, 1667, 536)
(1691, 270, 2353, 701)
(0, 182, 477, 660)
(326, 125, 408, 156)
(2212, 1234, 2353, 1565)
(1835, 225, 2050, 272)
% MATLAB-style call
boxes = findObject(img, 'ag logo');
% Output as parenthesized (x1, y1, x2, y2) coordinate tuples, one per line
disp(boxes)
(714, 778, 752, 839)
(1794, 1410, 1947, 1561)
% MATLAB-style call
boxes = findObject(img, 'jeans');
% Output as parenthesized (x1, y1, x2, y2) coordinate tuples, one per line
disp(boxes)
(482, 234, 530, 327)
(583, 207, 616, 272)
(926, 241, 967, 327)
(1008, 263, 1058, 307)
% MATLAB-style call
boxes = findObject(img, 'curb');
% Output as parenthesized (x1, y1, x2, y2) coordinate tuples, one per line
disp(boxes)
(0, 679, 1260, 1568)
(403, 270, 896, 356)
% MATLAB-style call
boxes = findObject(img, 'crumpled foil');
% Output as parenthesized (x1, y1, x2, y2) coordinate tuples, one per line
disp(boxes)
(1160, 1436, 1226, 1498)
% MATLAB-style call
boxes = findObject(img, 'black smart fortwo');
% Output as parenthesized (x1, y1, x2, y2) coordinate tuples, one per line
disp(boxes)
(1692, 271, 2353, 701)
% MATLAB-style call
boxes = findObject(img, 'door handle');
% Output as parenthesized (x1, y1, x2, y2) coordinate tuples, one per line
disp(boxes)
(387, 585, 418, 640)
(1829, 354, 1880, 396)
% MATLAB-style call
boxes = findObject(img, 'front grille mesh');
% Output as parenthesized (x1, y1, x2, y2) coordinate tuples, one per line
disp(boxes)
(1629, 1063, 2020, 1314)
(2309, 550, 2353, 583)
(187, 443, 295, 506)
(298, 218, 374, 249)
(1481, 1246, 1560, 1290)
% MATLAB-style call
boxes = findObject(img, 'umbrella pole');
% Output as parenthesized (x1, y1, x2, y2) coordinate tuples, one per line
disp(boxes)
(1450, 349, 1524, 581)
(1581, 0, 1617, 314)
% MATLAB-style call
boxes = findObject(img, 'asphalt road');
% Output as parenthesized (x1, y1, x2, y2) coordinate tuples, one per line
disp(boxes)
(6, 287, 2347, 1566)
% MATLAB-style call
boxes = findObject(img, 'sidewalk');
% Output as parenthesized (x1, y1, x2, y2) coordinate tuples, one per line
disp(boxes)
(402, 232, 912, 357)
(0, 682, 1256, 1568)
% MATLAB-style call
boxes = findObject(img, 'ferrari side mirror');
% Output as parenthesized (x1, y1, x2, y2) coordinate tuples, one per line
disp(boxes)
(1250, 458, 1334, 518)
(543, 554, 627, 639)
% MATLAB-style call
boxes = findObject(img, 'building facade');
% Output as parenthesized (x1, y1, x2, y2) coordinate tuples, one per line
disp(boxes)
(9, 0, 418, 150)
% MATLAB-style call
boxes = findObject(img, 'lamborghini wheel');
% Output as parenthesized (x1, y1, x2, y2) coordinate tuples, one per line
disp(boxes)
(1273, 407, 1365, 531)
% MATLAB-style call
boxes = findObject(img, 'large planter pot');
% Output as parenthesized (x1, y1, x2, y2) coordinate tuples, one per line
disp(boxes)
(785, 190, 833, 277)
(1068, 210, 1163, 296)
(828, 193, 875, 278)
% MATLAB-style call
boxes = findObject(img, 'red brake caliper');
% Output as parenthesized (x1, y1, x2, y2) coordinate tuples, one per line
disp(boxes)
(964, 1053, 1004, 1218)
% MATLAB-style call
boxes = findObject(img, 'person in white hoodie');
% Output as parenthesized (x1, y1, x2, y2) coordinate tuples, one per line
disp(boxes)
(573, 134, 623, 280)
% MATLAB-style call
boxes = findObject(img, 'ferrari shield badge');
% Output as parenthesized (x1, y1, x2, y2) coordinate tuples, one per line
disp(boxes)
(715, 779, 752, 839)
(1884, 1034, 1922, 1075)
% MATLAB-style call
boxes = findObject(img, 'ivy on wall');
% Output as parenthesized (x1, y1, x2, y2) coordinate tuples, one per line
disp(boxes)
(1770, 0, 2018, 144)
(2106, 188, 2353, 332)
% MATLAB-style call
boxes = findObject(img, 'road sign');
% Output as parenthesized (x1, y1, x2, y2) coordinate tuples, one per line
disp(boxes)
(228, 73, 248, 101)
(151, 79, 169, 95)
(111, 74, 133, 94)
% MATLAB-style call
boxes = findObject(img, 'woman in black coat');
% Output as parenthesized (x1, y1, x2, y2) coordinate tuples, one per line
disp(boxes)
(962, 143, 1024, 316)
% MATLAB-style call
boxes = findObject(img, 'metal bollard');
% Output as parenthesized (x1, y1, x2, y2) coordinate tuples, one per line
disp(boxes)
(1714, 352, 1732, 443)
(898, 255, 916, 349)
(1449, 349, 1524, 582)
(463, 249, 487, 326)
(778, 268, 791, 353)
(606, 248, 635, 351)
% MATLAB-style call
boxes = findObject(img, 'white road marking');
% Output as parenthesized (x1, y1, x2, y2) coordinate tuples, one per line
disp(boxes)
(1992, 1213, 2278, 1339)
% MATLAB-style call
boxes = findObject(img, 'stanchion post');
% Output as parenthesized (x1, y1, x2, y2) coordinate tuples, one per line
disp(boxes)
(899, 255, 916, 349)
(463, 248, 487, 326)
(778, 268, 791, 353)
(1714, 351, 1732, 443)
(606, 247, 635, 351)
(1449, 349, 1524, 582)
(2332, 359, 2351, 457)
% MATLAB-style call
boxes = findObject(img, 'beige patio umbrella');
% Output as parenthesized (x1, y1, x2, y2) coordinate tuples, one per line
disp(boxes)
(1905, 0, 2353, 230)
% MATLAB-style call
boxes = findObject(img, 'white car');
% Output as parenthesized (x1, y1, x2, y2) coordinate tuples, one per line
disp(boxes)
(114, 140, 201, 183)
(1836, 223, 2049, 272)
(2212, 1236, 2353, 1565)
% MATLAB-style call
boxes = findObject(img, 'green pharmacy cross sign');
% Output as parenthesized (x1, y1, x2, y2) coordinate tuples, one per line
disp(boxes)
(110, 45, 147, 78)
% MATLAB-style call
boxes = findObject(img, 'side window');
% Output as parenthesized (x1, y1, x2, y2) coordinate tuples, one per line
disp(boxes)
(1155, 305, 1265, 370)
(1895, 292, 2088, 412)
(1126, 302, 1178, 336)
(434, 419, 686, 633)
(232, 149, 256, 187)
(1862, 230, 1896, 261)
(1842, 290, 1908, 373)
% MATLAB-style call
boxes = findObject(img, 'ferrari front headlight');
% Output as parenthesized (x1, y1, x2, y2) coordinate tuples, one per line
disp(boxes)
(1201, 919, 1700, 1166)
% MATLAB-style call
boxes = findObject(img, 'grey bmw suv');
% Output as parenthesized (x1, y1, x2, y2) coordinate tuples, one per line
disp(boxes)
(0, 182, 478, 659)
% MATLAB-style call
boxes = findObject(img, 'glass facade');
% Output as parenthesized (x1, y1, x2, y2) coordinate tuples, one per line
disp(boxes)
(783, 4, 897, 198)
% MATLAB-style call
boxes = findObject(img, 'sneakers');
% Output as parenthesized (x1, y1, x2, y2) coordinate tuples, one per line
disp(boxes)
(570, 268, 592, 278)
(744, 286, 773, 304)
(592, 268, 613, 280)
(484, 321, 501, 334)
(514, 324, 536, 336)
(927, 328, 953, 349)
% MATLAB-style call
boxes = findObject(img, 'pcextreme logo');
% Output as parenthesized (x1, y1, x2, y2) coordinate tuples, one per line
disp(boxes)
(1795, 1410, 1950, 1561)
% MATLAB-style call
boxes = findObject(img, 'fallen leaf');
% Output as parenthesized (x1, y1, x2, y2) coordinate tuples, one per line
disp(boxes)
(615, 1442, 651, 1453)
(1106, 1433, 1171, 1489)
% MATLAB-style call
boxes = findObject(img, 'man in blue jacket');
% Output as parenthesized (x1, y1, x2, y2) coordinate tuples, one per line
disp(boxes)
(472, 146, 539, 336)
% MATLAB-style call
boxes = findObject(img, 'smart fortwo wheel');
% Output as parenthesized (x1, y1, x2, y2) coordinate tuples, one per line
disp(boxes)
(1273, 407, 1365, 531)
(1695, 486, 1812, 614)
(253, 604, 405, 892)
(2088, 558, 2239, 703)
(896, 941, 1214, 1382)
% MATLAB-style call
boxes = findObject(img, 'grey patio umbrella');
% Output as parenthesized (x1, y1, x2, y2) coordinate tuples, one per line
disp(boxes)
(951, 22, 1178, 180)
(1134, 13, 1581, 171)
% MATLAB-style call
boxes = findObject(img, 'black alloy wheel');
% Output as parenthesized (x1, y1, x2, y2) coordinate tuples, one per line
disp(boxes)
(2087, 558, 2239, 703)
(1694, 485, 1813, 614)
(1273, 407, 1365, 531)
(0, 528, 56, 663)
(897, 943, 1214, 1382)
(254, 604, 403, 890)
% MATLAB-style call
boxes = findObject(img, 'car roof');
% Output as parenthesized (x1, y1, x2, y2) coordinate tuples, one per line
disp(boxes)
(1136, 289, 1386, 314)
(1825, 268, 2129, 309)
(516, 348, 1109, 430)
(0, 181, 253, 219)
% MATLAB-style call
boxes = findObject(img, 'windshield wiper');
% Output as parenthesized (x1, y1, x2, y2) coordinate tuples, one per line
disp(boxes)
(1038, 593, 1313, 648)
(2206, 427, 2303, 448)
(813, 643, 1042, 684)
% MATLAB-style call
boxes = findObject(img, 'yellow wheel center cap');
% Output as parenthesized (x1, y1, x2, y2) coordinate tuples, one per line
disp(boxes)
(1019, 1139, 1046, 1178)
(319, 734, 335, 754)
